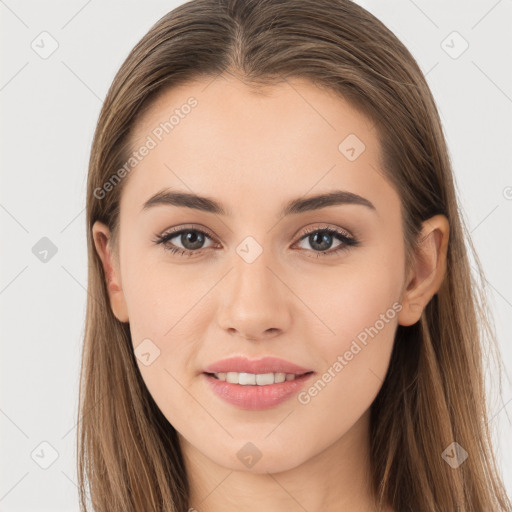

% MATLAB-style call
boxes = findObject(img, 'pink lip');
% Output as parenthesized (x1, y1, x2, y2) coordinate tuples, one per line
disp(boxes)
(202, 356, 315, 410)
(203, 356, 312, 375)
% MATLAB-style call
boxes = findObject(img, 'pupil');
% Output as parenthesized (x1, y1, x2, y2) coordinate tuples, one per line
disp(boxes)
(182, 231, 204, 250)
(310, 232, 332, 251)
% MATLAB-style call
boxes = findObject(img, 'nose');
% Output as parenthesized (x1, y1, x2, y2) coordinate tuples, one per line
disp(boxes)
(216, 250, 293, 342)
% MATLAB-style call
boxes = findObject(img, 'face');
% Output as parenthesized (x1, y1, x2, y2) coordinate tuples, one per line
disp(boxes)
(95, 75, 412, 474)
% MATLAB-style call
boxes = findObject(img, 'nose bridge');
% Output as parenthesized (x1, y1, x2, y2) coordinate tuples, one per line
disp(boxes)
(216, 236, 292, 338)
(229, 238, 280, 306)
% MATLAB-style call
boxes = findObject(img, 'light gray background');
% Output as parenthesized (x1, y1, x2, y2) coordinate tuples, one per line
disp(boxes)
(1, 0, 511, 510)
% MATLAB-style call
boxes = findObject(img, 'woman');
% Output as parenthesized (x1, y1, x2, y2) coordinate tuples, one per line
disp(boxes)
(78, 0, 512, 510)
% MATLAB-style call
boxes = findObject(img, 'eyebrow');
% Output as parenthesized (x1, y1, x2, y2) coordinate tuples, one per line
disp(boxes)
(141, 188, 376, 216)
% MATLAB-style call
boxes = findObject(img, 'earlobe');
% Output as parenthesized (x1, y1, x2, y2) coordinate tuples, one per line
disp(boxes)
(397, 215, 449, 327)
(92, 221, 129, 323)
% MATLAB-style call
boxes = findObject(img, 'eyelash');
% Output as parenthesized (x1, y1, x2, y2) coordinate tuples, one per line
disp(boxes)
(153, 224, 360, 258)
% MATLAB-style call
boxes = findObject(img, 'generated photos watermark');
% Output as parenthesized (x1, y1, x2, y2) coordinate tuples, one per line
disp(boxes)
(93, 96, 198, 200)
(297, 301, 403, 405)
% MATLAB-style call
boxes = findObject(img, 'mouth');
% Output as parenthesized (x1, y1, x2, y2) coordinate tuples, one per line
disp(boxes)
(202, 355, 314, 376)
(204, 370, 314, 386)
(201, 356, 315, 410)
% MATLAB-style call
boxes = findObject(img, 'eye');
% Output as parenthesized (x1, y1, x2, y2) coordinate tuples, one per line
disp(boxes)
(153, 223, 359, 258)
(293, 224, 359, 257)
(153, 225, 217, 257)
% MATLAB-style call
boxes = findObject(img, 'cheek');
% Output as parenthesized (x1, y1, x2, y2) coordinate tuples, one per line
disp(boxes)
(297, 245, 403, 349)
(120, 255, 208, 411)
(122, 243, 206, 347)
(293, 249, 403, 433)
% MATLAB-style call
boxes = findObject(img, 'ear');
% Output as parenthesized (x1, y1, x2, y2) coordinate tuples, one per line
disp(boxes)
(92, 221, 129, 323)
(397, 214, 449, 327)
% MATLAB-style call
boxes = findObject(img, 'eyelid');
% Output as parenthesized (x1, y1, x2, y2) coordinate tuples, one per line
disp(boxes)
(154, 222, 358, 256)
(159, 223, 216, 240)
(158, 222, 354, 243)
(296, 223, 353, 239)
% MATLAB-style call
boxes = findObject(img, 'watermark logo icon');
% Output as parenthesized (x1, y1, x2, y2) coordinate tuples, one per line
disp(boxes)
(32, 237, 58, 263)
(441, 31, 469, 60)
(442, 441, 468, 468)
(134, 338, 161, 366)
(31, 31, 59, 59)
(237, 442, 262, 468)
(236, 236, 263, 264)
(31, 441, 59, 469)
(338, 134, 366, 161)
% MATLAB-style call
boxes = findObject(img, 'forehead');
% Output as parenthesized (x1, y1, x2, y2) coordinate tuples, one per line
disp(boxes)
(121, 75, 397, 219)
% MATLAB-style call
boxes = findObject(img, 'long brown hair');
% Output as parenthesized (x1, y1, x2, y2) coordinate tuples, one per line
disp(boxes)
(78, 1, 512, 510)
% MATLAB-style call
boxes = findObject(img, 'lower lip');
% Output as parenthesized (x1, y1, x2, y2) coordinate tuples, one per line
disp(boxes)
(202, 372, 315, 410)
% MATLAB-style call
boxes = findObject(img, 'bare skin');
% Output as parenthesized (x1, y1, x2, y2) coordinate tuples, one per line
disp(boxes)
(92, 74, 449, 512)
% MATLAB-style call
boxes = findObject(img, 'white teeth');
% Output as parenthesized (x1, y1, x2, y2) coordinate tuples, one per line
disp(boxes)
(256, 373, 275, 385)
(239, 372, 256, 385)
(273, 372, 286, 384)
(213, 371, 298, 385)
(226, 372, 239, 384)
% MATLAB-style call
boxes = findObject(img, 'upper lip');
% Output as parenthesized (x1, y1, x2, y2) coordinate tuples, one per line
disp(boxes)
(203, 356, 313, 375)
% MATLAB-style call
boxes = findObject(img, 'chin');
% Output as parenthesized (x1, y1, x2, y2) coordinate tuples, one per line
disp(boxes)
(201, 436, 313, 475)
